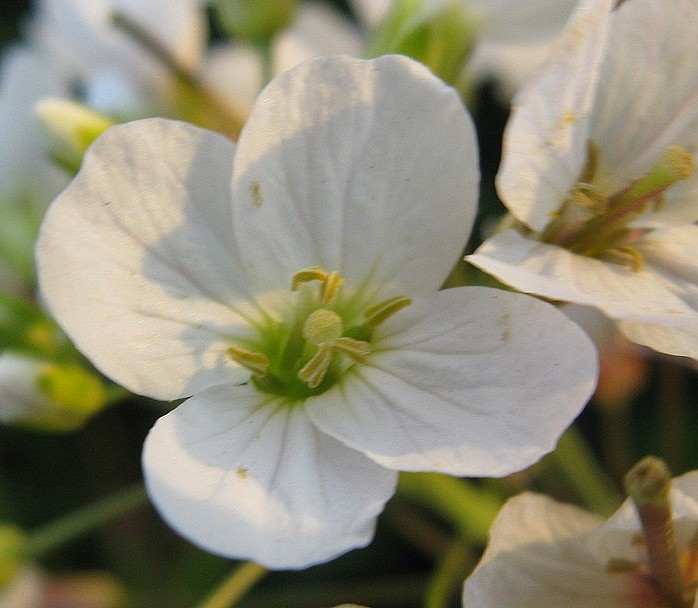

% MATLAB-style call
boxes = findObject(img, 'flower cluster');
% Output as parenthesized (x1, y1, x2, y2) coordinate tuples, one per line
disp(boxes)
(0, 0, 696, 605)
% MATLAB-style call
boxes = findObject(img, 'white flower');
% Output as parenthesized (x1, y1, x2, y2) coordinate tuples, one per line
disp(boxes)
(0, 568, 44, 608)
(0, 46, 70, 295)
(469, 0, 698, 360)
(28, 0, 207, 115)
(203, 2, 363, 117)
(463, 466, 698, 608)
(350, 0, 578, 98)
(0, 354, 53, 424)
(36, 55, 597, 569)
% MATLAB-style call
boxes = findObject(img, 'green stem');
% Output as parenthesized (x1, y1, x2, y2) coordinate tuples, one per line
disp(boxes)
(197, 562, 268, 608)
(424, 540, 473, 608)
(111, 11, 246, 140)
(397, 472, 502, 543)
(546, 426, 622, 516)
(21, 483, 148, 559)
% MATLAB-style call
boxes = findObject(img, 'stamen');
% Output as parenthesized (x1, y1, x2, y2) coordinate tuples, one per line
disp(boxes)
(227, 346, 269, 376)
(605, 246, 645, 272)
(322, 271, 344, 304)
(365, 295, 412, 327)
(291, 266, 330, 291)
(331, 337, 371, 363)
(570, 183, 607, 210)
(291, 267, 345, 304)
(297, 343, 333, 389)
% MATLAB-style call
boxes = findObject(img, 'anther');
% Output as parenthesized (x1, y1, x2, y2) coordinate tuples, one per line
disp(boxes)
(365, 295, 412, 327)
(322, 271, 344, 304)
(291, 266, 329, 291)
(606, 246, 645, 272)
(297, 344, 333, 389)
(227, 346, 269, 376)
(291, 267, 345, 304)
(332, 337, 371, 363)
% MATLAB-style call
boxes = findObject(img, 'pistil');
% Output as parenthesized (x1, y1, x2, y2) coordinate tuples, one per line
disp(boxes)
(624, 456, 691, 608)
(297, 309, 370, 389)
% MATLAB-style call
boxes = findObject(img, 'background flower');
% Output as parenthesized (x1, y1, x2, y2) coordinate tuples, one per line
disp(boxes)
(468, 0, 698, 359)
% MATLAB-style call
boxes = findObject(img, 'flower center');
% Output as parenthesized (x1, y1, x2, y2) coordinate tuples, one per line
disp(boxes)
(227, 266, 411, 399)
(540, 142, 694, 271)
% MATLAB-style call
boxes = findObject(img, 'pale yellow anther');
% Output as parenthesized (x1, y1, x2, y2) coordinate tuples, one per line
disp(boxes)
(322, 271, 344, 304)
(227, 346, 269, 376)
(331, 337, 371, 363)
(291, 266, 345, 304)
(571, 183, 607, 210)
(365, 295, 412, 327)
(297, 343, 334, 388)
(291, 266, 330, 291)
(303, 309, 343, 345)
(660, 144, 694, 181)
(607, 246, 645, 272)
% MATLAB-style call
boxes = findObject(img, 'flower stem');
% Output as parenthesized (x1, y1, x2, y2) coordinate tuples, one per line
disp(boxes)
(396, 472, 502, 543)
(20, 483, 148, 559)
(424, 539, 473, 608)
(196, 562, 268, 608)
(545, 426, 622, 515)
(111, 11, 246, 140)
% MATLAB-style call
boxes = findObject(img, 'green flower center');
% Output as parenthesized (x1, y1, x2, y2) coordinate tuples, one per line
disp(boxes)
(227, 266, 411, 400)
(540, 142, 694, 271)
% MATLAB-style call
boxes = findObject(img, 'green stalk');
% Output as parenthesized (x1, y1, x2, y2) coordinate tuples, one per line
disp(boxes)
(424, 540, 473, 608)
(196, 562, 267, 608)
(546, 426, 622, 516)
(21, 483, 148, 559)
(397, 472, 502, 543)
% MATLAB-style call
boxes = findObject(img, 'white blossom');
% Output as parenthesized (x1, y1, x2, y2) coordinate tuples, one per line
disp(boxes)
(464, 470, 698, 607)
(37, 55, 597, 569)
(469, 0, 698, 359)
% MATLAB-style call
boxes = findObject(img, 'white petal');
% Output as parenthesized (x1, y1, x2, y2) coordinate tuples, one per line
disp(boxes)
(468, 40, 559, 102)
(479, 493, 602, 560)
(30, 0, 206, 83)
(496, 0, 613, 231)
(0, 46, 69, 204)
(468, 229, 697, 323)
(590, 0, 698, 226)
(0, 568, 45, 607)
(37, 119, 256, 400)
(202, 43, 263, 118)
(307, 287, 597, 477)
(0, 354, 49, 423)
(618, 321, 698, 360)
(348, 0, 390, 29)
(473, 0, 577, 46)
(463, 494, 636, 608)
(273, 4, 364, 75)
(231, 54, 478, 299)
(142, 384, 397, 569)
(613, 226, 698, 357)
